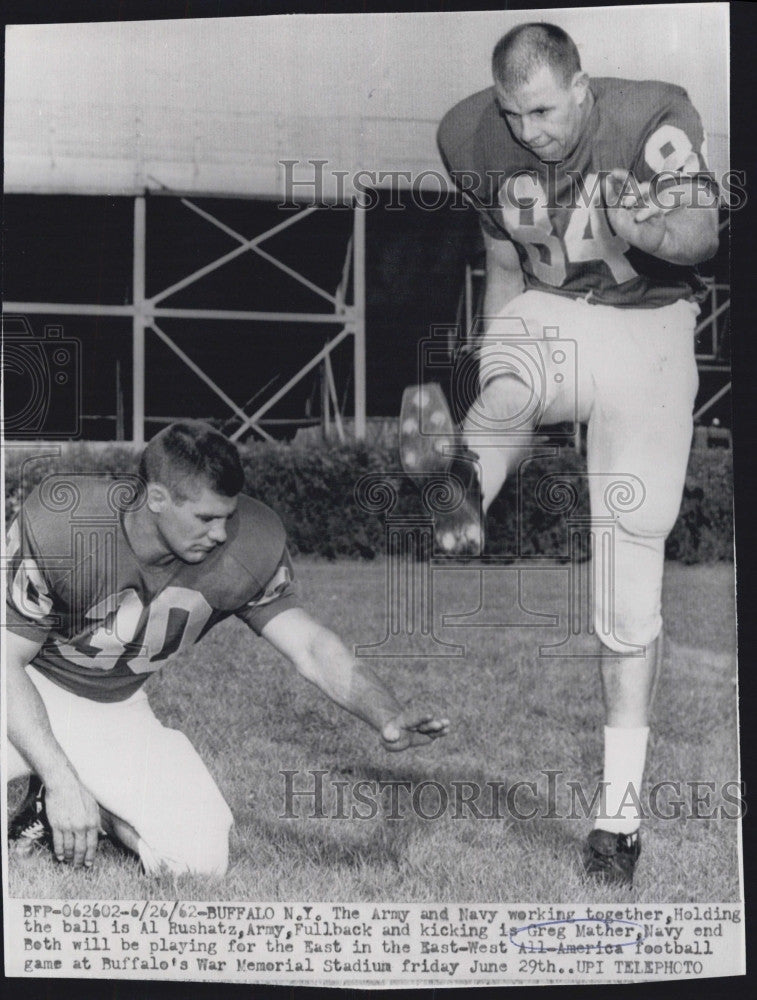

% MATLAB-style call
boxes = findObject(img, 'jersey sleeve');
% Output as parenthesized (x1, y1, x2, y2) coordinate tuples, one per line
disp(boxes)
(5, 507, 62, 642)
(437, 93, 514, 244)
(633, 87, 717, 197)
(234, 546, 299, 634)
(438, 135, 511, 244)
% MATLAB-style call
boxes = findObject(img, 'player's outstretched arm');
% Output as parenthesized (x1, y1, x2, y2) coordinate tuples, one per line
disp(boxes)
(603, 169, 719, 266)
(6, 632, 101, 867)
(261, 608, 449, 751)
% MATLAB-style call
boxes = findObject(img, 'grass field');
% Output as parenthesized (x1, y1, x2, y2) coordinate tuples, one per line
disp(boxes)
(7, 558, 741, 904)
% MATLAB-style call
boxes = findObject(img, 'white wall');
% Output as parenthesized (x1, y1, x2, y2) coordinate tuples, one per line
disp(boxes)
(5, 5, 728, 197)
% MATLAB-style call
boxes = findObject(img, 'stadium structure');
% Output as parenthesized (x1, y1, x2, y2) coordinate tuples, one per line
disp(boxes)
(3, 12, 730, 445)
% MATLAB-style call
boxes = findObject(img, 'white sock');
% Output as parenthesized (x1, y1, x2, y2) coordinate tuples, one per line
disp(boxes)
(594, 725, 650, 835)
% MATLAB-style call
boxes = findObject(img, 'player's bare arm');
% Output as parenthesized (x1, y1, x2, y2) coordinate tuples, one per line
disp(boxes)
(261, 607, 450, 751)
(482, 228, 525, 321)
(6, 631, 100, 868)
(604, 168, 719, 266)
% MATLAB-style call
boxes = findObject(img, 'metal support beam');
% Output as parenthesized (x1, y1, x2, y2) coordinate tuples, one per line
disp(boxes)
(1, 301, 351, 324)
(324, 351, 346, 443)
(353, 200, 366, 440)
(152, 307, 349, 324)
(695, 298, 731, 342)
(321, 360, 331, 440)
(693, 381, 731, 421)
(133, 196, 146, 444)
(151, 204, 322, 305)
(149, 320, 274, 442)
(178, 199, 339, 306)
(3, 302, 135, 316)
(335, 234, 353, 313)
(465, 263, 473, 339)
(230, 326, 353, 441)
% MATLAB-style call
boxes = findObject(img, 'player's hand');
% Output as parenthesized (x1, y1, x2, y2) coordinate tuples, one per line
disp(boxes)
(45, 771, 101, 868)
(603, 169, 668, 255)
(380, 706, 450, 752)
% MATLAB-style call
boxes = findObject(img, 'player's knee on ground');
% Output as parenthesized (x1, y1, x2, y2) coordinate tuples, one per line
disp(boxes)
(593, 522, 665, 653)
(130, 726, 235, 877)
(137, 807, 233, 877)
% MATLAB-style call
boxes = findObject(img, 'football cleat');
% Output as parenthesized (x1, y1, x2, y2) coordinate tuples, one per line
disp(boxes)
(399, 384, 484, 556)
(9, 775, 52, 860)
(584, 829, 641, 887)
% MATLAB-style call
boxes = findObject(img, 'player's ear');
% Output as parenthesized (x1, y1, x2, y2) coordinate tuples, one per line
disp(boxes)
(146, 483, 170, 513)
(570, 72, 589, 105)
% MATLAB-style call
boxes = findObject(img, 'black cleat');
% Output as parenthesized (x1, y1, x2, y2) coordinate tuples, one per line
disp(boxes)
(584, 829, 641, 887)
(399, 383, 484, 556)
(9, 775, 52, 860)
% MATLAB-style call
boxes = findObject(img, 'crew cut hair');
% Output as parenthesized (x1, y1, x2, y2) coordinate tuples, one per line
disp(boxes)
(139, 421, 245, 500)
(492, 23, 581, 90)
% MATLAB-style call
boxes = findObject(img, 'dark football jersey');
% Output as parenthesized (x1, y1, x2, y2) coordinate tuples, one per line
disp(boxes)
(6, 474, 299, 702)
(438, 77, 715, 308)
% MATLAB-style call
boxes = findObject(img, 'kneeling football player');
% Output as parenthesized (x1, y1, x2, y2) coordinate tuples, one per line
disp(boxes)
(6, 421, 449, 875)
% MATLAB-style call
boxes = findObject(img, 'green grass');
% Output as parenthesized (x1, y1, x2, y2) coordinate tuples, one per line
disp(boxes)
(8, 559, 741, 903)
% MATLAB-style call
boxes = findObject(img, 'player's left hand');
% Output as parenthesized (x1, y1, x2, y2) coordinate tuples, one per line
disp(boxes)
(603, 168, 669, 255)
(380, 706, 450, 752)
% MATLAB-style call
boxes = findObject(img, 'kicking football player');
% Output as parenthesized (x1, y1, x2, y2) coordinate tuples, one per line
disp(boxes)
(5, 421, 449, 875)
(400, 22, 718, 885)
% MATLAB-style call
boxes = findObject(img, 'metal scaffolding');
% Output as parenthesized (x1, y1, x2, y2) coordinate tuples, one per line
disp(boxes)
(691, 278, 731, 422)
(5, 194, 367, 444)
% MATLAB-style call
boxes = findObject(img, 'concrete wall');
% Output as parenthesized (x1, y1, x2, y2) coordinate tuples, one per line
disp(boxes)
(5, 5, 728, 198)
